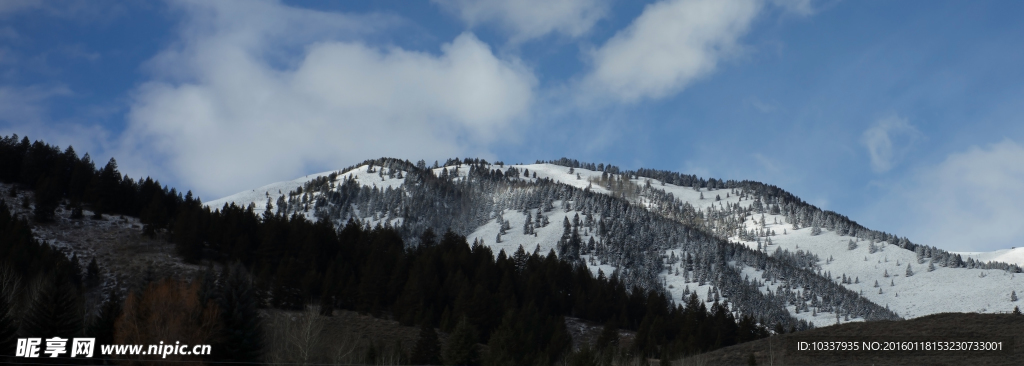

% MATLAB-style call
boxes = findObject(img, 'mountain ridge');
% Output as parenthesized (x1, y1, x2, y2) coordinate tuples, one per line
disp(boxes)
(207, 157, 1023, 323)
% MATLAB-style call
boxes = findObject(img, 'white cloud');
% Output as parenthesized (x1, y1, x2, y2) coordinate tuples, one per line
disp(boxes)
(861, 115, 923, 173)
(585, 0, 761, 103)
(434, 0, 607, 42)
(770, 0, 815, 16)
(120, 0, 535, 200)
(873, 140, 1024, 252)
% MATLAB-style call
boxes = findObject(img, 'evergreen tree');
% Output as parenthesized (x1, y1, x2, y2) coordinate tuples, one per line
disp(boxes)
(87, 288, 122, 364)
(1012, 291, 1018, 302)
(486, 307, 570, 366)
(20, 276, 83, 339)
(32, 176, 61, 222)
(411, 324, 441, 365)
(86, 257, 101, 288)
(213, 263, 263, 364)
(596, 319, 619, 350)
(420, 228, 438, 248)
(442, 316, 479, 366)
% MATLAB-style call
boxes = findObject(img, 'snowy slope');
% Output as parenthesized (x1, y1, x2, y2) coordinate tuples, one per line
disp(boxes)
(465, 202, 617, 278)
(204, 170, 337, 213)
(208, 161, 1024, 321)
(205, 164, 406, 220)
(706, 196, 1023, 318)
(430, 163, 610, 194)
(494, 163, 1024, 318)
(955, 247, 1024, 267)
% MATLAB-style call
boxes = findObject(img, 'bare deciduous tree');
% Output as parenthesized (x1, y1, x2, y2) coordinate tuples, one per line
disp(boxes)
(115, 279, 220, 366)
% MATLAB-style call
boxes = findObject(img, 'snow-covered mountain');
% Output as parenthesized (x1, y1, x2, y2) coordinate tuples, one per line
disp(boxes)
(207, 158, 1024, 326)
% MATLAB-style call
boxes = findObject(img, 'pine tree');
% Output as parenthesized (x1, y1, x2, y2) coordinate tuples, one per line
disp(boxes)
(214, 264, 263, 364)
(20, 277, 83, 339)
(596, 319, 619, 350)
(87, 288, 122, 363)
(1012, 291, 1018, 302)
(411, 324, 441, 365)
(420, 228, 437, 248)
(905, 264, 913, 277)
(86, 257, 101, 288)
(442, 316, 479, 366)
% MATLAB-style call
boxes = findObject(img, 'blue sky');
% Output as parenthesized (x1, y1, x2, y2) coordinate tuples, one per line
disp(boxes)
(2, 0, 1023, 252)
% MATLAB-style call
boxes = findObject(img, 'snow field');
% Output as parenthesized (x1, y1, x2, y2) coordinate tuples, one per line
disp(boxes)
(725, 208, 1024, 318)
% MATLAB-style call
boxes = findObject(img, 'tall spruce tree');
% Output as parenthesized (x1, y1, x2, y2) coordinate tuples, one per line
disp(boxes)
(87, 287, 122, 364)
(442, 316, 479, 366)
(214, 263, 263, 364)
(411, 324, 441, 365)
(20, 276, 83, 339)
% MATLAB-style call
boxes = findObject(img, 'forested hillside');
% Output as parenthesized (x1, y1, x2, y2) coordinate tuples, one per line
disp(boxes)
(9, 134, 1018, 364)
(0, 135, 786, 364)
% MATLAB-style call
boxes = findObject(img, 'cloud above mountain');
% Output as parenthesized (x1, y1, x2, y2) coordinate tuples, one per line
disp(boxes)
(584, 0, 761, 103)
(869, 140, 1024, 252)
(434, 0, 608, 42)
(862, 115, 924, 173)
(119, 0, 535, 199)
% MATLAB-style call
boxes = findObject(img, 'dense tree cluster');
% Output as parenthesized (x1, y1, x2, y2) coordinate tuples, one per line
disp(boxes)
(177, 210, 774, 361)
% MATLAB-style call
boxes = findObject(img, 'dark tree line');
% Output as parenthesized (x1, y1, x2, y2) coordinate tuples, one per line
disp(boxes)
(0, 134, 188, 236)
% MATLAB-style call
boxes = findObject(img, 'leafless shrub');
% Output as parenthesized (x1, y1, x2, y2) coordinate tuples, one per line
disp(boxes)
(266, 304, 329, 365)
(0, 264, 19, 304)
(671, 353, 708, 366)
(114, 279, 220, 366)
